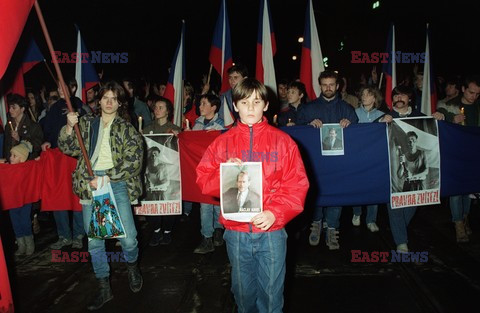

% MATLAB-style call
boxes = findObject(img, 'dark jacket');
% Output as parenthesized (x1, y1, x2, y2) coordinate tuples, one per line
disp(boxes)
(296, 94, 358, 125)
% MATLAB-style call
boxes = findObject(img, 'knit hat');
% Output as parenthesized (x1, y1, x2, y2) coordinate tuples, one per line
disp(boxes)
(10, 140, 33, 162)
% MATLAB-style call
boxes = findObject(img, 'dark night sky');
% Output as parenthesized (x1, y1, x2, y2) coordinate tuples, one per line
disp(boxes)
(17, 0, 480, 92)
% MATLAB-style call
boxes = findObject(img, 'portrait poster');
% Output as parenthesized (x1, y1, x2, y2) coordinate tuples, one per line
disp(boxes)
(135, 134, 182, 215)
(320, 124, 344, 156)
(387, 117, 440, 209)
(220, 162, 263, 222)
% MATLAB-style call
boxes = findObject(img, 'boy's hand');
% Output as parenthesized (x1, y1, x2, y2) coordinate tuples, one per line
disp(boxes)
(251, 211, 275, 231)
(226, 158, 242, 166)
(339, 118, 351, 128)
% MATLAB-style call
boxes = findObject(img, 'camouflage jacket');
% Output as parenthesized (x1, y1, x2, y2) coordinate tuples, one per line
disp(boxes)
(58, 114, 144, 202)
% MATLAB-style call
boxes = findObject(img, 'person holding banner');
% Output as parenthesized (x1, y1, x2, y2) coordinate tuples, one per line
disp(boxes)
(196, 78, 309, 313)
(143, 96, 182, 246)
(297, 70, 358, 250)
(434, 76, 480, 242)
(58, 81, 144, 310)
(379, 86, 425, 253)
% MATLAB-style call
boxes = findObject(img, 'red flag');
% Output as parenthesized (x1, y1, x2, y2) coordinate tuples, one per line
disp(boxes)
(0, 0, 35, 79)
(179, 130, 221, 205)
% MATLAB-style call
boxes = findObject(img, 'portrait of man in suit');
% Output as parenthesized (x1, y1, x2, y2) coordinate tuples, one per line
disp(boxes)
(222, 171, 262, 214)
(322, 127, 343, 150)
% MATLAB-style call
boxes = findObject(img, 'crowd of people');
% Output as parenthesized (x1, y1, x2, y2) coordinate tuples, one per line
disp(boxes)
(1, 62, 479, 312)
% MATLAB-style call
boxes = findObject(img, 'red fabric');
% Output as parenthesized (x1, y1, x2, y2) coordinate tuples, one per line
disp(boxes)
(0, 0, 35, 79)
(0, 237, 14, 313)
(184, 107, 199, 128)
(0, 159, 42, 209)
(0, 148, 81, 211)
(39, 148, 82, 212)
(179, 130, 221, 204)
(196, 117, 309, 232)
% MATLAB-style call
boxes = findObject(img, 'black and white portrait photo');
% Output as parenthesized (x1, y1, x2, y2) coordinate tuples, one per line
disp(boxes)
(220, 162, 263, 222)
(321, 124, 344, 156)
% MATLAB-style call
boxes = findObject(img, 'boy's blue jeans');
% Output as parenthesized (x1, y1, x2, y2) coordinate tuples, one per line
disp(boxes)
(200, 203, 223, 238)
(82, 179, 139, 279)
(9, 203, 33, 237)
(224, 228, 287, 313)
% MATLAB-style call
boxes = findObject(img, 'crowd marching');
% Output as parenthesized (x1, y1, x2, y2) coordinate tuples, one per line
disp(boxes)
(1, 62, 479, 312)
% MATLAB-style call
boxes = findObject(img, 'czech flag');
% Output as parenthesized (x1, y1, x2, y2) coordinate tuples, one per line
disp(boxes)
(300, 0, 324, 100)
(0, 38, 44, 126)
(74, 26, 100, 103)
(164, 21, 186, 127)
(420, 24, 437, 116)
(209, 0, 233, 94)
(255, 0, 277, 94)
(382, 23, 396, 109)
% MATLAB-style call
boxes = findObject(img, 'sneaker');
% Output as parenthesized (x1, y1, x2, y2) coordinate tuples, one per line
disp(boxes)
(149, 230, 163, 247)
(159, 232, 172, 245)
(309, 221, 322, 246)
(50, 237, 72, 249)
(325, 228, 340, 250)
(72, 235, 84, 249)
(194, 237, 214, 254)
(213, 228, 224, 247)
(396, 243, 409, 253)
(352, 215, 361, 227)
(367, 222, 379, 232)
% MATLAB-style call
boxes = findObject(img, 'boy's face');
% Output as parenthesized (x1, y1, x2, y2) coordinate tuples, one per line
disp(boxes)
(287, 87, 303, 104)
(199, 98, 216, 118)
(9, 151, 23, 164)
(233, 90, 269, 126)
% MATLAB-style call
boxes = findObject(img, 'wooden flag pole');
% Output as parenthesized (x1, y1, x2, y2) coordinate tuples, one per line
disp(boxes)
(34, 0, 93, 177)
(206, 64, 213, 85)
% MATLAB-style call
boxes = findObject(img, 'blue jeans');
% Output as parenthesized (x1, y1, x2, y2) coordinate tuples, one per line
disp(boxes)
(82, 179, 139, 279)
(183, 201, 193, 215)
(450, 195, 471, 222)
(200, 203, 223, 238)
(312, 206, 342, 229)
(224, 229, 287, 313)
(353, 205, 378, 224)
(53, 210, 84, 239)
(387, 204, 416, 246)
(9, 204, 32, 237)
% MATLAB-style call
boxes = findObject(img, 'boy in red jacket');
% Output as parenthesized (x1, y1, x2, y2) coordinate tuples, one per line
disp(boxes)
(196, 78, 309, 313)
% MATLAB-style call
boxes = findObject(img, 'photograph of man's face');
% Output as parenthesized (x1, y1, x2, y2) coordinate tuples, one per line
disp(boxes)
(237, 172, 250, 192)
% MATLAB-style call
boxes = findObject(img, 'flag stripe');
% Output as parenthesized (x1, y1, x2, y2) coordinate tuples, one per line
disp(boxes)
(300, 0, 324, 100)
(256, 0, 276, 93)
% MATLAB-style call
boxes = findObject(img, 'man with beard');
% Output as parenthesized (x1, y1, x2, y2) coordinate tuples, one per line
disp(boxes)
(297, 70, 358, 251)
(378, 86, 442, 253)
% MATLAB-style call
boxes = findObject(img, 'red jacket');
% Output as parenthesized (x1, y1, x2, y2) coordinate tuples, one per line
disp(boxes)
(196, 117, 309, 232)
